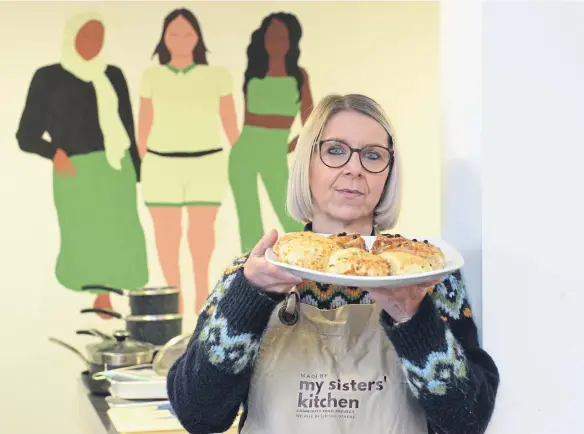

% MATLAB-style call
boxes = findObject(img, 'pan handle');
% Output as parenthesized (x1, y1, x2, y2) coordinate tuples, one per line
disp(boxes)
(48, 337, 90, 367)
(76, 329, 114, 340)
(80, 285, 124, 295)
(80, 308, 123, 319)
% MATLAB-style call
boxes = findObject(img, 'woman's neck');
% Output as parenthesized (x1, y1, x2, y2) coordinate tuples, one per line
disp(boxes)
(169, 55, 194, 71)
(311, 215, 374, 236)
(267, 58, 286, 76)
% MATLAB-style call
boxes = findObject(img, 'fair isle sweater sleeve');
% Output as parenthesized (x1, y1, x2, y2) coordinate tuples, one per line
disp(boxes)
(380, 270, 499, 434)
(166, 255, 284, 433)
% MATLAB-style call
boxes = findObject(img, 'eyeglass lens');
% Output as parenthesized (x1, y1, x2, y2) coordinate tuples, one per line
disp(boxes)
(320, 140, 391, 173)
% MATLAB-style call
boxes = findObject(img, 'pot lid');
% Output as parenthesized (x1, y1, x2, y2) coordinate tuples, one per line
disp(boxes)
(131, 287, 179, 296)
(87, 330, 154, 365)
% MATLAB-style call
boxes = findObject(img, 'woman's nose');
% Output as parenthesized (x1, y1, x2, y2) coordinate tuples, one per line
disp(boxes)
(343, 151, 363, 174)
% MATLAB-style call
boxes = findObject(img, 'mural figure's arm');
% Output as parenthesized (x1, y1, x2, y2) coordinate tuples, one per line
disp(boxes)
(16, 70, 57, 160)
(219, 94, 240, 146)
(110, 66, 141, 181)
(137, 98, 153, 160)
(288, 68, 314, 153)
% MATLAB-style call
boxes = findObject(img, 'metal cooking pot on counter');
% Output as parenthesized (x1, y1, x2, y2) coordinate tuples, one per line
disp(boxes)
(80, 308, 182, 347)
(49, 330, 155, 395)
(81, 284, 179, 316)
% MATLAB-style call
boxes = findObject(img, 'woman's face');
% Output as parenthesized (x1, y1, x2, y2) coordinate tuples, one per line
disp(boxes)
(309, 110, 390, 226)
(75, 20, 104, 61)
(264, 19, 289, 58)
(164, 15, 199, 58)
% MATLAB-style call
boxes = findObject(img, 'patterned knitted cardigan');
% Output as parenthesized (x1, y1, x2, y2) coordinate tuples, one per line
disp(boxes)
(167, 226, 500, 434)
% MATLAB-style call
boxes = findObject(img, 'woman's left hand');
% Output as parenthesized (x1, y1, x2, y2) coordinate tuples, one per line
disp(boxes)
(367, 280, 440, 323)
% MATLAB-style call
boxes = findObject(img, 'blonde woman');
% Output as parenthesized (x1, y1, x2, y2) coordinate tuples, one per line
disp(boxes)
(167, 94, 499, 433)
(138, 8, 239, 313)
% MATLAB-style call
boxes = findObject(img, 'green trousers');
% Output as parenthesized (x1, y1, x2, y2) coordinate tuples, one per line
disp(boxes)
(228, 126, 303, 253)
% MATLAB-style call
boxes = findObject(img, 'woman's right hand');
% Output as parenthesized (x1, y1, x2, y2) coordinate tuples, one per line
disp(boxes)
(244, 229, 303, 293)
(53, 149, 76, 177)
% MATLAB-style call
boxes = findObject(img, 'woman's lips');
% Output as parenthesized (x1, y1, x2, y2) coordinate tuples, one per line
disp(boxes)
(335, 189, 364, 199)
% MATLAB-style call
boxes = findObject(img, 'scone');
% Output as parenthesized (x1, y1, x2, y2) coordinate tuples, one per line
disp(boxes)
(329, 232, 367, 250)
(326, 248, 391, 277)
(274, 232, 341, 272)
(378, 251, 433, 276)
(371, 234, 445, 270)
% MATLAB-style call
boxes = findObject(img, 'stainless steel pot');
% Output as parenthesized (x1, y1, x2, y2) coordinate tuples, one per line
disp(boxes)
(81, 285, 180, 316)
(48, 330, 155, 395)
(80, 308, 183, 347)
(85, 329, 155, 367)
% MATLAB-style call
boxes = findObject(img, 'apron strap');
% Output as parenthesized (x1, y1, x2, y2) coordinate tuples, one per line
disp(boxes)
(277, 288, 300, 326)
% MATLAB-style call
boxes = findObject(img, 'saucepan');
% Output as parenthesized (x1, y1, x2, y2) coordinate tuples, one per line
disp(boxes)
(49, 330, 156, 394)
(81, 284, 179, 316)
(92, 332, 193, 382)
(80, 308, 182, 347)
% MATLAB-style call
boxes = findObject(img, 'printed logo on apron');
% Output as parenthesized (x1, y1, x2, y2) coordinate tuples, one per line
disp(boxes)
(240, 290, 428, 434)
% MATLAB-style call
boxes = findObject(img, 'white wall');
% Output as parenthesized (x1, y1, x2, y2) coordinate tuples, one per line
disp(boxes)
(444, 0, 584, 432)
(441, 0, 483, 334)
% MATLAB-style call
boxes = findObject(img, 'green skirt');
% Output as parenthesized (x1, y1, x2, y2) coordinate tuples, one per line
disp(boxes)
(53, 151, 149, 292)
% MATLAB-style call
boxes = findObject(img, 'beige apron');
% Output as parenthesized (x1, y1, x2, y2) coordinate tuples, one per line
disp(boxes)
(240, 291, 428, 434)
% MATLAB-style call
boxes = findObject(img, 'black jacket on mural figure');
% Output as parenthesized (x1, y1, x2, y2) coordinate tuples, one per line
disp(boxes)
(167, 223, 500, 434)
(16, 64, 141, 181)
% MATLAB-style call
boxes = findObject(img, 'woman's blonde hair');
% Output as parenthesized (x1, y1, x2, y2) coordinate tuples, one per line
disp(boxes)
(287, 93, 401, 231)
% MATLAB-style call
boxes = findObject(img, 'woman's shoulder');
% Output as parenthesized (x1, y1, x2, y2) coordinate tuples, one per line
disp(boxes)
(197, 64, 232, 79)
(139, 64, 170, 80)
(105, 65, 128, 82)
(32, 63, 66, 80)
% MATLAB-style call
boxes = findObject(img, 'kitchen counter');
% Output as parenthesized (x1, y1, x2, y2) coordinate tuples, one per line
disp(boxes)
(78, 379, 120, 434)
(78, 379, 239, 434)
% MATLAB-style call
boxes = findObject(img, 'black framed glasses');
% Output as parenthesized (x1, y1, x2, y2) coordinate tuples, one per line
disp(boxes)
(318, 140, 394, 174)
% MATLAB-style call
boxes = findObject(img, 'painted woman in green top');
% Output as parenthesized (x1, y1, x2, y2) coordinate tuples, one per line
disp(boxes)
(228, 12, 314, 253)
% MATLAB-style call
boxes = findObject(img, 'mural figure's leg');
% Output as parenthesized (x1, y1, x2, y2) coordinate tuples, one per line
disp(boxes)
(187, 206, 219, 314)
(229, 128, 264, 253)
(149, 207, 183, 312)
(260, 130, 304, 234)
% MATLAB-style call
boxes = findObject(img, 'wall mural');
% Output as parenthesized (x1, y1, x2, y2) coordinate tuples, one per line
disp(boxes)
(15, 8, 313, 318)
(228, 12, 310, 253)
(138, 8, 239, 314)
(15, 12, 149, 319)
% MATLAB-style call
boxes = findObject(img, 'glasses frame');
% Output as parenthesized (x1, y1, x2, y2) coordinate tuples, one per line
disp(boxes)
(318, 139, 394, 174)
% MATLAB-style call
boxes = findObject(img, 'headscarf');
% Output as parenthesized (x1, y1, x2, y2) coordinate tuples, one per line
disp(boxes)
(60, 12, 129, 170)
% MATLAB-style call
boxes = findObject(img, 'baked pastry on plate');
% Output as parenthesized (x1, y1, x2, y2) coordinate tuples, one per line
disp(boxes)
(377, 251, 433, 276)
(328, 232, 367, 250)
(273, 232, 341, 272)
(371, 234, 445, 270)
(326, 247, 391, 277)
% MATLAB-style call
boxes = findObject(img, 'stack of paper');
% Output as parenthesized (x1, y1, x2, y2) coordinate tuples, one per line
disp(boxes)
(107, 401, 242, 434)
(107, 403, 185, 434)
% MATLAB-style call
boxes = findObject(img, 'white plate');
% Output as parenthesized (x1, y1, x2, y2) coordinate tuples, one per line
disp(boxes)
(265, 235, 464, 288)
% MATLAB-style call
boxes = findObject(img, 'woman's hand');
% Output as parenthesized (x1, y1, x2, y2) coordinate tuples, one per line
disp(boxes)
(53, 149, 76, 177)
(244, 229, 303, 293)
(367, 280, 440, 323)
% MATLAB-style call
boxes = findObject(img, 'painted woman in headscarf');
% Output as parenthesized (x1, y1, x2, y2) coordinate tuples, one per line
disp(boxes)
(16, 12, 149, 316)
(228, 12, 314, 254)
(138, 8, 239, 314)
